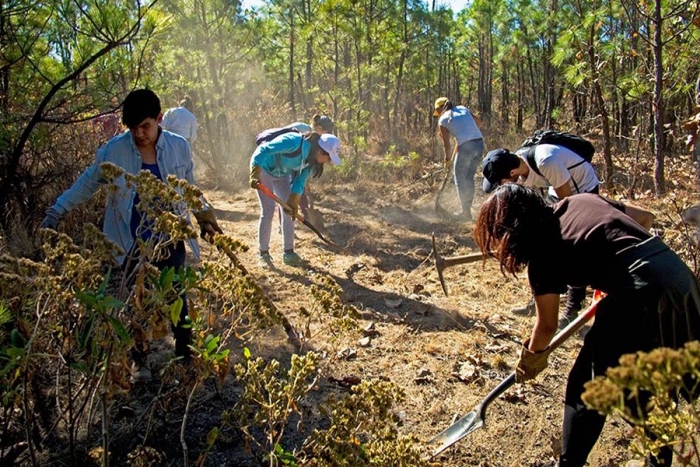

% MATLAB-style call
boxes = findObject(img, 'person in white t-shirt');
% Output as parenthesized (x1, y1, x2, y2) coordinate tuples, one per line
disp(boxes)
(481, 146, 655, 326)
(482, 144, 599, 200)
(161, 96, 198, 145)
(433, 97, 484, 221)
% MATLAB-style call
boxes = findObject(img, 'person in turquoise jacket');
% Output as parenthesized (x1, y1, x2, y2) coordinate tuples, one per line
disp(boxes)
(249, 131, 340, 267)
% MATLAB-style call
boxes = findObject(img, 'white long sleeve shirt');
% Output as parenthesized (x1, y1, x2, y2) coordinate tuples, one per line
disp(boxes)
(161, 107, 198, 144)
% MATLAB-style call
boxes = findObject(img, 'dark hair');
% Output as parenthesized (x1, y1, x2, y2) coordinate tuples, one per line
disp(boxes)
(180, 96, 193, 111)
(122, 89, 161, 128)
(445, 100, 457, 119)
(312, 114, 334, 133)
(474, 184, 559, 276)
(304, 132, 324, 178)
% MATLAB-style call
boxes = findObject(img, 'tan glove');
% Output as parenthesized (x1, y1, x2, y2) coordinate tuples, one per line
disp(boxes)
(193, 208, 223, 239)
(249, 165, 262, 189)
(515, 339, 549, 383)
(284, 193, 301, 219)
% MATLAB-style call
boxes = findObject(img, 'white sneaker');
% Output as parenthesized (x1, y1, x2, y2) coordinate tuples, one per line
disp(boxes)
(130, 365, 152, 384)
(511, 299, 535, 316)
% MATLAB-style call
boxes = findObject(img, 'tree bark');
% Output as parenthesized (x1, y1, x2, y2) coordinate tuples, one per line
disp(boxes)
(651, 0, 665, 195)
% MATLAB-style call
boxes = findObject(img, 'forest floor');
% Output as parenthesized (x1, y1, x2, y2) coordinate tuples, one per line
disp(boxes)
(166, 172, 649, 467)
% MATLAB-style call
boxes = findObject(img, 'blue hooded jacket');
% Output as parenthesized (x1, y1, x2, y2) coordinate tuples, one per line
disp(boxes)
(250, 132, 313, 194)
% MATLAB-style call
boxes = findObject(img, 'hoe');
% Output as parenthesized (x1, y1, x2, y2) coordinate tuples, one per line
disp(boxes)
(431, 233, 483, 296)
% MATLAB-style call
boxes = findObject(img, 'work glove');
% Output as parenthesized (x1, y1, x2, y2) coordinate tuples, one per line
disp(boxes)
(284, 193, 301, 220)
(40, 207, 61, 230)
(249, 165, 262, 189)
(193, 208, 223, 239)
(515, 339, 549, 383)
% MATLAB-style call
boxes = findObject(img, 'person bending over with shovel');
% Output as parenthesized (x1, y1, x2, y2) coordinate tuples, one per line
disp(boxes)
(474, 184, 700, 467)
(482, 147, 655, 326)
(249, 131, 340, 268)
(288, 114, 334, 227)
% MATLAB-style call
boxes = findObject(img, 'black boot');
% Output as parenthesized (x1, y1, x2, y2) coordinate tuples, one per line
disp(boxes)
(130, 346, 152, 383)
(559, 286, 585, 328)
(174, 327, 192, 363)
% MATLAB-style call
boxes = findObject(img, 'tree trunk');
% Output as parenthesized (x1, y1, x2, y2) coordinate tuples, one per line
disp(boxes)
(516, 61, 524, 130)
(588, 25, 614, 190)
(651, 0, 665, 195)
(526, 50, 540, 128)
(500, 60, 509, 125)
(288, 12, 295, 117)
(543, 0, 558, 129)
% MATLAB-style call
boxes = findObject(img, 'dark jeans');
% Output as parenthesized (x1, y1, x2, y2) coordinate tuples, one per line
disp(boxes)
(123, 241, 191, 364)
(559, 238, 700, 466)
(560, 294, 673, 466)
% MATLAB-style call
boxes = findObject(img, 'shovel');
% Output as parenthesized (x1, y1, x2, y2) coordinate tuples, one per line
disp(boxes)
(428, 293, 603, 457)
(303, 187, 329, 238)
(434, 160, 453, 218)
(256, 182, 350, 254)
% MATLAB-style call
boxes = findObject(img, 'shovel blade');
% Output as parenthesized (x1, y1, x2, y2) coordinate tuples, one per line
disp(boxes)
(305, 205, 328, 237)
(428, 408, 484, 457)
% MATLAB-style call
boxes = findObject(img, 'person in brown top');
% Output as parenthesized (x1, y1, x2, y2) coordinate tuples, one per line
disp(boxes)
(474, 183, 700, 467)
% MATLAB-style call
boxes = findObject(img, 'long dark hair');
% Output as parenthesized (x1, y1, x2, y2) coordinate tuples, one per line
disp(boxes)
(304, 132, 324, 178)
(474, 184, 560, 276)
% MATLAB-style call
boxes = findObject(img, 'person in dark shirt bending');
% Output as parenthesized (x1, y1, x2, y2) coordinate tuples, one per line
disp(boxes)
(473, 183, 700, 467)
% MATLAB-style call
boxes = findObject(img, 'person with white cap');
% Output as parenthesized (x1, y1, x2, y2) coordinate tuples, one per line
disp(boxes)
(249, 131, 341, 267)
(433, 96, 484, 221)
(286, 114, 336, 219)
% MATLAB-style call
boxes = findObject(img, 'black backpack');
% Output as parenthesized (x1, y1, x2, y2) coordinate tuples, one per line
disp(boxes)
(254, 127, 304, 158)
(521, 130, 595, 177)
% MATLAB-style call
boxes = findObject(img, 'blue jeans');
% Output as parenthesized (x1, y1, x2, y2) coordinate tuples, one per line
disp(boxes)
(454, 138, 484, 216)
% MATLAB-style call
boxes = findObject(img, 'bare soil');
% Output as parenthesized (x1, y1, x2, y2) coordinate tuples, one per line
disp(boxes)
(185, 177, 637, 467)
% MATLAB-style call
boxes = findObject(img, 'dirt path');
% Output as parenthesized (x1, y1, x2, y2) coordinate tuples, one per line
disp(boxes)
(198, 179, 631, 466)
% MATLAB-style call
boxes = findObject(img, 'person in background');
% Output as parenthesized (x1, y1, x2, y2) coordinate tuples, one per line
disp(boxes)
(482, 147, 655, 325)
(312, 114, 334, 135)
(474, 184, 700, 467)
(273, 115, 334, 225)
(41, 89, 222, 383)
(433, 96, 485, 221)
(161, 95, 198, 146)
(93, 97, 122, 144)
(249, 131, 340, 268)
(301, 114, 334, 218)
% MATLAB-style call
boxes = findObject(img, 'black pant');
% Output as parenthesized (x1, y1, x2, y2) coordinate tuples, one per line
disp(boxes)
(559, 293, 673, 466)
(559, 238, 700, 466)
(123, 241, 190, 363)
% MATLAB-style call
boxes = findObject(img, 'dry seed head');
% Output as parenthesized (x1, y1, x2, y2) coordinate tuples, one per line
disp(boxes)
(100, 162, 125, 182)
